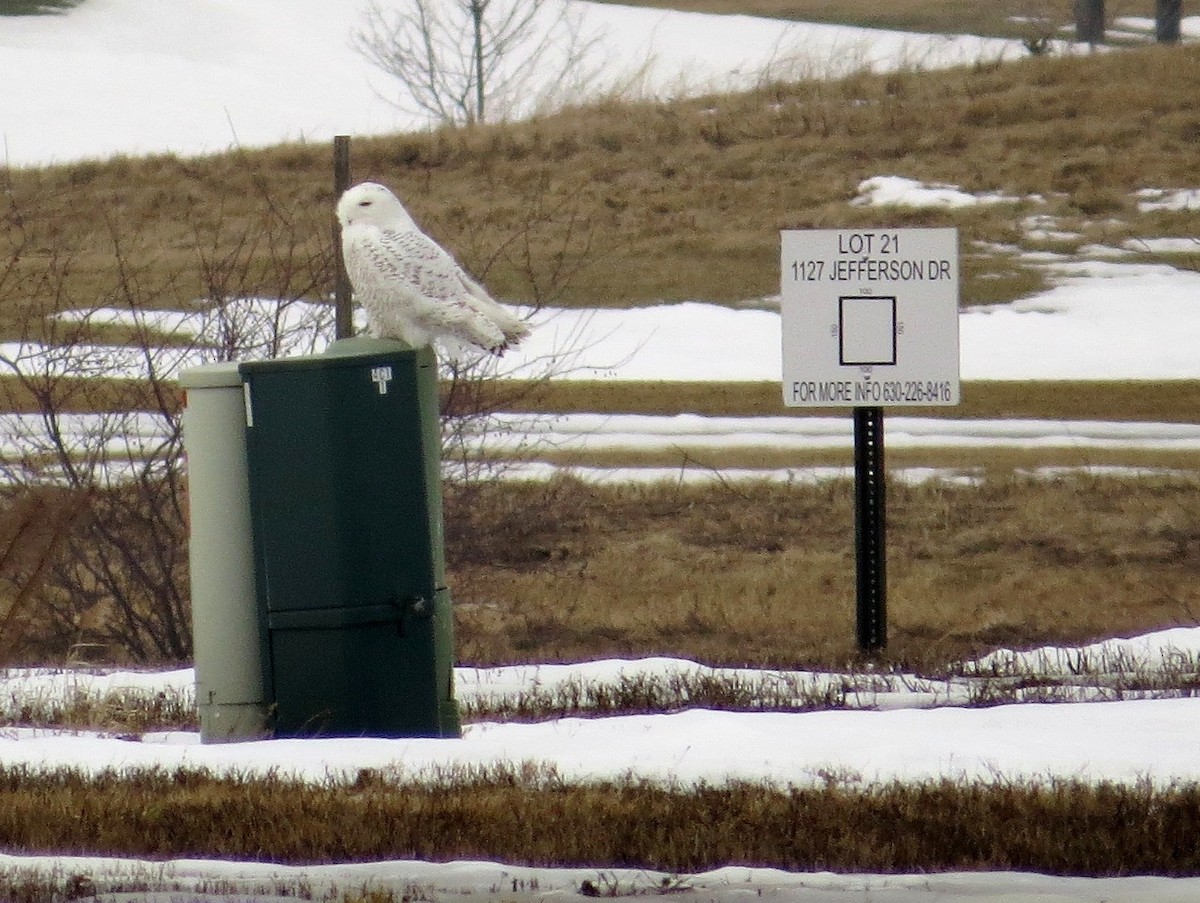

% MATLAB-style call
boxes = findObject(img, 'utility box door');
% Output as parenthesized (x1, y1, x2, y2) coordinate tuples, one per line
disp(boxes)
(243, 353, 443, 613)
(239, 342, 458, 738)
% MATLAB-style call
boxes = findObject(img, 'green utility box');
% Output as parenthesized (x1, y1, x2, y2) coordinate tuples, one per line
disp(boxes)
(238, 337, 460, 738)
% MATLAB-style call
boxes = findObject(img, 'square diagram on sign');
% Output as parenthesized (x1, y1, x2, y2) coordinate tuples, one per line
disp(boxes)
(839, 295, 897, 366)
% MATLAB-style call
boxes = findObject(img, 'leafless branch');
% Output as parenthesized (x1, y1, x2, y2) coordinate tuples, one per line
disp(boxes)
(352, 0, 605, 125)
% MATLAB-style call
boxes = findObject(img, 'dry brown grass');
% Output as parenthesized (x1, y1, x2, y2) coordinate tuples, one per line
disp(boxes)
(0, 488, 91, 661)
(6, 375, 1196, 421)
(447, 474, 1200, 669)
(512, 445, 1200, 476)
(461, 379, 1200, 474)
(1, 0, 1195, 673)
(3, 765, 1200, 875)
(4, 43, 1200, 320)
(478, 379, 1200, 420)
(595, 0, 1080, 39)
(0, 375, 183, 415)
(5, 466, 1194, 670)
(605, 0, 1167, 50)
(1, 6, 1197, 883)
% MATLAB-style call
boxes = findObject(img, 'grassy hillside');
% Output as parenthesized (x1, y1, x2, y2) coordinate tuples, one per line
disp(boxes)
(2, 34, 1199, 669)
(4, 41, 1199, 334)
(0, 15, 1198, 880)
(596, 0, 1082, 39)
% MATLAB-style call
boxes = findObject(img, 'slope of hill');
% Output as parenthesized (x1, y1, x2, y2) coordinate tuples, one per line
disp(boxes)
(4, 41, 1199, 324)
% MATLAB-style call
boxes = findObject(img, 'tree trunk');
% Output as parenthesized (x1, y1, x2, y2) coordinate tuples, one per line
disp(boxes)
(471, 0, 486, 123)
(1075, 0, 1105, 45)
(1156, 0, 1182, 43)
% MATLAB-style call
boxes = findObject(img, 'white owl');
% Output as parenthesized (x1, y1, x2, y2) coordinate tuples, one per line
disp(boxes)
(336, 181, 530, 356)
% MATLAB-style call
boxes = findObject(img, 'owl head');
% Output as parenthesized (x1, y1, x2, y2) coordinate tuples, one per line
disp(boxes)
(336, 182, 415, 230)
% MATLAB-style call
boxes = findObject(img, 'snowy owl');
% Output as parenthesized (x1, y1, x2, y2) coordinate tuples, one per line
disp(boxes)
(336, 181, 530, 356)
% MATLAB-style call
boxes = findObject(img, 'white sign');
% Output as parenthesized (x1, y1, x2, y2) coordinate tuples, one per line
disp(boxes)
(370, 365, 394, 395)
(780, 228, 960, 407)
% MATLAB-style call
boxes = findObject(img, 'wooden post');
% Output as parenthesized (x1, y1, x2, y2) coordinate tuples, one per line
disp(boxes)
(333, 136, 353, 340)
(1075, 0, 1105, 44)
(1156, 0, 1182, 43)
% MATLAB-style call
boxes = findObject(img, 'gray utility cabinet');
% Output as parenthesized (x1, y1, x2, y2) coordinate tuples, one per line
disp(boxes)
(238, 337, 460, 738)
(181, 361, 269, 744)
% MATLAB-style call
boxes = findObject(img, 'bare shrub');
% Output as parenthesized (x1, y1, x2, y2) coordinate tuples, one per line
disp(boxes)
(0, 487, 91, 664)
(435, 172, 608, 564)
(0, 160, 600, 663)
(0, 188, 335, 664)
(352, 0, 603, 125)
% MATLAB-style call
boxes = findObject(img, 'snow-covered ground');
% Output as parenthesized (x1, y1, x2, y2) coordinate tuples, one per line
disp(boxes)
(0, 0, 1090, 168)
(5, 627, 1200, 899)
(1, 2, 1197, 167)
(2, 5, 1198, 484)
(6, 626, 1200, 787)
(5, 855, 1199, 903)
(3, 3, 1200, 899)
(5, 180, 1198, 484)
(7, 177, 1199, 384)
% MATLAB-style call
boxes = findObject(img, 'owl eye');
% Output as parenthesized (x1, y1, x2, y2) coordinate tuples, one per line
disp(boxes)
(358, 200, 373, 207)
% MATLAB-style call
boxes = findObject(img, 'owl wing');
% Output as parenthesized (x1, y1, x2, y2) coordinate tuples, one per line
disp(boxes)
(356, 226, 509, 350)
(354, 226, 461, 300)
(377, 230, 529, 345)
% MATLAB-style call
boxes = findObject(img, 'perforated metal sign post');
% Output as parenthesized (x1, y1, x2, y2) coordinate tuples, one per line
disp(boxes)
(780, 228, 960, 652)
